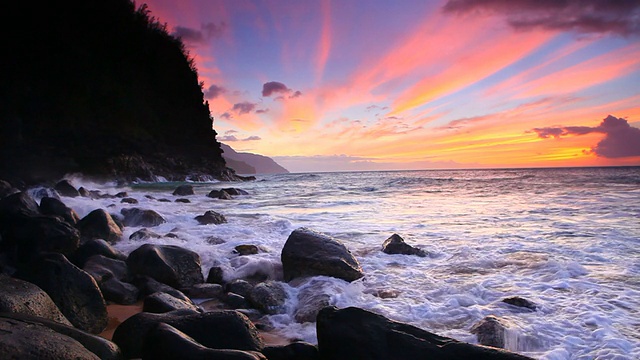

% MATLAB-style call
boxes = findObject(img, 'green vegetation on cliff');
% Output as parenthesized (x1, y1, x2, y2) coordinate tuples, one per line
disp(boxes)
(0, 0, 229, 183)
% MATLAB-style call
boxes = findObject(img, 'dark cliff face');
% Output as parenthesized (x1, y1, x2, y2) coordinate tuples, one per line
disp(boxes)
(0, 0, 229, 184)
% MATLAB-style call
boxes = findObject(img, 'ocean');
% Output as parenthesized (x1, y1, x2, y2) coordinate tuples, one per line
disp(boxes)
(45, 167, 640, 359)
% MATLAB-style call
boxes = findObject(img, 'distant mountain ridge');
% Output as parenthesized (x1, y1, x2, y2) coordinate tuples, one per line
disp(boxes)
(221, 143, 289, 174)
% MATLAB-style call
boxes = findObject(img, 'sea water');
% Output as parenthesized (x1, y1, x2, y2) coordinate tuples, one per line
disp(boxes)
(47, 167, 640, 359)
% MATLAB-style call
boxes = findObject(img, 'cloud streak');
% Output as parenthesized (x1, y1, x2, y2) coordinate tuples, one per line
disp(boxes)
(173, 22, 227, 44)
(531, 115, 640, 158)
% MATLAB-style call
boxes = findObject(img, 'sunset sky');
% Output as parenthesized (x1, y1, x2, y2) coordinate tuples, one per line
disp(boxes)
(142, 0, 640, 172)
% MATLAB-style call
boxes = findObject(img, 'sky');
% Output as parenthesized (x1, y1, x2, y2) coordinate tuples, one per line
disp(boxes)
(142, 0, 640, 173)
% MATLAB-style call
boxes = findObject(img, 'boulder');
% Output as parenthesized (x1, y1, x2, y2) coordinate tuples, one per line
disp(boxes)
(0, 316, 100, 359)
(172, 184, 195, 196)
(78, 187, 91, 197)
(0, 191, 40, 220)
(502, 296, 537, 311)
(222, 188, 249, 196)
(142, 323, 266, 360)
(316, 306, 534, 360)
(0, 179, 18, 198)
(114, 192, 128, 198)
(470, 315, 509, 349)
(224, 292, 249, 309)
(281, 228, 364, 282)
(0, 312, 122, 360)
(83, 255, 129, 284)
(207, 189, 233, 200)
(129, 228, 161, 241)
(184, 283, 224, 299)
(195, 210, 227, 225)
(207, 266, 225, 284)
(76, 209, 122, 244)
(71, 239, 126, 268)
(0, 274, 71, 326)
(100, 277, 139, 305)
(133, 275, 192, 302)
(226, 279, 254, 298)
(39, 196, 80, 225)
(248, 281, 287, 315)
(175, 198, 190, 203)
(126, 244, 204, 289)
(120, 197, 138, 204)
(294, 280, 331, 323)
(1, 215, 80, 262)
(381, 234, 427, 257)
(54, 179, 80, 197)
(235, 244, 259, 255)
(16, 253, 108, 334)
(32, 187, 61, 201)
(120, 208, 166, 227)
(143, 292, 201, 314)
(112, 310, 264, 359)
(262, 342, 320, 360)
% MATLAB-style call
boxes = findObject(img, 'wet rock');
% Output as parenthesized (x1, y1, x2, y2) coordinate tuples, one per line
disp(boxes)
(143, 292, 201, 313)
(294, 280, 331, 323)
(133, 276, 192, 302)
(248, 281, 287, 315)
(54, 179, 80, 197)
(32, 187, 60, 201)
(381, 234, 427, 257)
(225, 292, 249, 309)
(127, 244, 204, 289)
(17, 253, 108, 334)
(71, 239, 126, 268)
(0, 316, 100, 359)
(0, 179, 18, 198)
(114, 191, 128, 198)
(142, 323, 266, 360)
(502, 296, 537, 311)
(195, 210, 227, 225)
(226, 279, 254, 298)
(164, 232, 179, 238)
(83, 255, 129, 284)
(207, 266, 225, 284)
(0, 274, 71, 326)
(281, 228, 364, 282)
(121, 207, 166, 227)
(175, 198, 191, 203)
(112, 310, 264, 359)
(368, 288, 400, 299)
(172, 184, 195, 196)
(207, 189, 233, 200)
(158, 198, 171, 202)
(184, 283, 224, 299)
(470, 315, 509, 349)
(206, 236, 226, 245)
(235, 244, 259, 255)
(317, 307, 533, 360)
(76, 209, 122, 244)
(0, 191, 40, 220)
(222, 188, 249, 196)
(78, 187, 91, 197)
(129, 228, 161, 241)
(0, 312, 122, 360)
(100, 277, 139, 305)
(262, 342, 320, 360)
(120, 197, 138, 204)
(39, 196, 80, 225)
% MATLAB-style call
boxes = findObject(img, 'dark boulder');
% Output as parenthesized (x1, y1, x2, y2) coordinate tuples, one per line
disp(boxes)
(195, 210, 227, 225)
(143, 291, 201, 313)
(142, 323, 266, 360)
(120, 197, 138, 204)
(502, 296, 537, 311)
(222, 188, 249, 196)
(83, 255, 129, 284)
(32, 187, 61, 201)
(16, 253, 108, 334)
(0, 312, 122, 360)
(381, 234, 427, 257)
(173, 184, 195, 196)
(121, 207, 166, 227)
(129, 228, 161, 241)
(0, 316, 100, 360)
(184, 283, 224, 299)
(132, 275, 192, 302)
(0, 179, 19, 198)
(470, 315, 509, 349)
(112, 310, 264, 359)
(78, 187, 91, 197)
(71, 239, 126, 268)
(0, 191, 40, 220)
(281, 228, 364, 282)
(207, 266, 225, 284)
(224, 292, 249, 309)
(54, 179, 80, 197)
(39, 196, 80, 225)
(207, 189, 233, 200)
(0, 274, 71, 326)
(248, 281, 287, 315)
(127, 244, 204, 289)
(226, 279, 253, 298)
(316, 306, 534, 360)
(114, 192, 128, 198)
(1, 215, 81, 262)
(175, 198, 191, 203)
(76, 209, 122, 244)
(100, 277, 139, 305)
(262, 342, 320, 360)
(235, 244, 259, 255)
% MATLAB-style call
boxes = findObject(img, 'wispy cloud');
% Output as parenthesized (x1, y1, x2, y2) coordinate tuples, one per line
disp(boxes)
(173, 22, 227, 44)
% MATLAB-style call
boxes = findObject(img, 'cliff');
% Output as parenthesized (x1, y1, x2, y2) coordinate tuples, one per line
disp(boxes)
(221, 144, 290, 175)
(0, 0, 235, 184)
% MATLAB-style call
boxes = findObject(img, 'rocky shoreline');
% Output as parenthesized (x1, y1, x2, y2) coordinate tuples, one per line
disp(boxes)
(0, 178, 536, 359)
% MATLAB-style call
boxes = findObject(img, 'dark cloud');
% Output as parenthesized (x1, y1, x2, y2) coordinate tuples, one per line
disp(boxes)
(224, 129, 238, 134)
(220, 112, 232, 120)
(366, 105, 389, 112)
(442, 0, 640, 36)
(289, 91, 303, 99)
(232, 102, 257, 115)
(218, 135, 262, 142)
(204, 84, 225, 99)
(531, 115, 640, 158)
(262, 81, 291, 97)
(256, 108, 270, 114)
(173, 22, 226, 44)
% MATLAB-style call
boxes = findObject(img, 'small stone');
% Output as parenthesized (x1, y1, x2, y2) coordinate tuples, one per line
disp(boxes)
(235, 245, 259, 256)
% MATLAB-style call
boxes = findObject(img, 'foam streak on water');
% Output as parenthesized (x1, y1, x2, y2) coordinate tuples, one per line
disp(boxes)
(59, 167, 640, 359)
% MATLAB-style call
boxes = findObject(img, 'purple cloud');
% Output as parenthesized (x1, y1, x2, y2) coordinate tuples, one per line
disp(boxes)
(220, 112, 232, 120)
(443, 0, 640, 36)
(262, 81, 291, 97)
(232, 102, 257, 115)
(531, 115, 640, 158)
(218, 135, 262, 142)
(256, 108, 270, 114)
(289, 90, 303, 99)
(204, 84, 225, 99)
(173, 22, 226, 44)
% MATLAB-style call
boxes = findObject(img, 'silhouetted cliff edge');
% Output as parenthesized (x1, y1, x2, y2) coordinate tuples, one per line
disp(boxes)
(0, 0, 238, 184)
(221, 144, 290, 175)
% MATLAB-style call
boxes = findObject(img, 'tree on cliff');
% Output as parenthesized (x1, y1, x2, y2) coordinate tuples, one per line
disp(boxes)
(0, 0, 229, 183)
